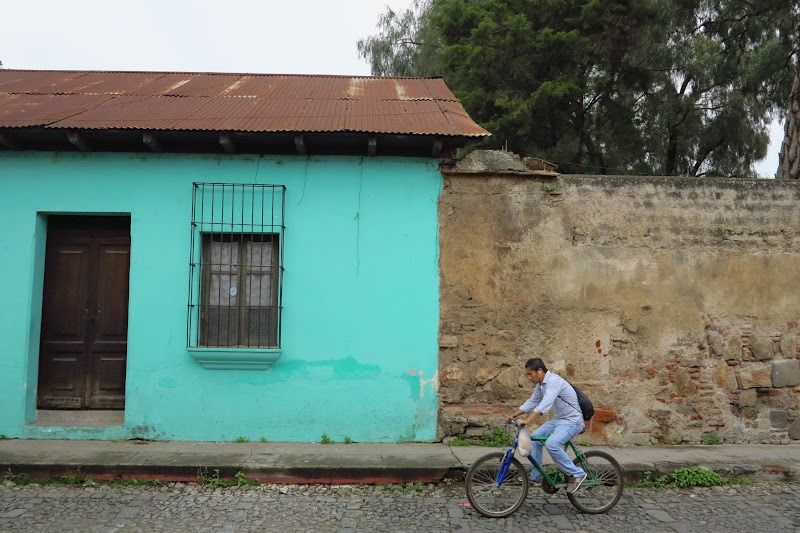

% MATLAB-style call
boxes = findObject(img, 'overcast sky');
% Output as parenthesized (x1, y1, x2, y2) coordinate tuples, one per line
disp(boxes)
(0, 0, 783, 176)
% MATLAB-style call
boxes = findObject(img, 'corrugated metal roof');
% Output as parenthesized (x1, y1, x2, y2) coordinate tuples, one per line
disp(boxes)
(0, 70, 489, 137)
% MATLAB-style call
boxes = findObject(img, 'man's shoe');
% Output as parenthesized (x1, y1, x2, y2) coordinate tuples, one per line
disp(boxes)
(567, 473, 587, 493)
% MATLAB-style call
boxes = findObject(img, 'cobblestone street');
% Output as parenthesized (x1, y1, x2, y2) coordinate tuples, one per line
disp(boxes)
(1, 480, 798, 533)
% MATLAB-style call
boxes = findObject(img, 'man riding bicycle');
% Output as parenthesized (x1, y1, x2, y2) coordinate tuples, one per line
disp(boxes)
(509, 358, 587, 493)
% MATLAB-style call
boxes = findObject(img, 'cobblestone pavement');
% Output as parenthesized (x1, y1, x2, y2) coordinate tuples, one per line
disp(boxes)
(1, 479, 798, 533)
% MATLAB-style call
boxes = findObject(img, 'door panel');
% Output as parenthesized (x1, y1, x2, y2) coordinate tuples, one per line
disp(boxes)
(38, 216, 130, 410)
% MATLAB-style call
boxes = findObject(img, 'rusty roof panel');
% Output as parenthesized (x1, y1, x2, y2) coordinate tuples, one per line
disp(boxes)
(0, 70, 490, 137)
(0, 71, 88, 93)
(0, 93, 115, 127)
(45, 72, 164, 95)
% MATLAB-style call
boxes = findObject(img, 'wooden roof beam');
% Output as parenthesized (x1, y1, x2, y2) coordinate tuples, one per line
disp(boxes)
(294, 134, 306, 155)
(143, 133, 162, 152)
(432, 139, 442, 158)
(220, 134, 235, 154)
(67, 131, 91, 152)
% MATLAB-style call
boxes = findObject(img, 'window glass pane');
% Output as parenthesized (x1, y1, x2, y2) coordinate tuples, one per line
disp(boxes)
(210, 240, 238, 269)
(209, 274, 239, 306)
(245, 239, 273, 269)
(245, 274, 272, 306)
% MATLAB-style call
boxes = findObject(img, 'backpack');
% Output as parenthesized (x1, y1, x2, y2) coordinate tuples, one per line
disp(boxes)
(572, 385, 595, 421)
(557, 383, 595, 421)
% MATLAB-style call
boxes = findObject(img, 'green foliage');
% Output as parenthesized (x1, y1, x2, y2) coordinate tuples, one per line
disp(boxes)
(197, 467, 222, 488)
(400, 481, 426, 494)
(3, 469, 33, 485)
(632, 468, 735, 489)
(359, 0, 799, 177)
(234, 437, 249, 443)
(320, 434, 334, 444)
(449, 437, 470, 446)
(111, 478, 163, 487)
(0, 435, 9, 440)
(234, 471, 259, 488)
(356, 0, 441, 77)
(260, 437, 268, 443)
(633, 471, 672, 489)
(196, 468, 258, 489)
(344, 436, 353, 444)
(701, 432, 723, 445)
(478, 426, 515, 448)
(672, 467, 725, 488)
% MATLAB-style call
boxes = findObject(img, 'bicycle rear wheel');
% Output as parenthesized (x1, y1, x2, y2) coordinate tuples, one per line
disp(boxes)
(566, 450, 624, 514)
(465, 451, 529, 518)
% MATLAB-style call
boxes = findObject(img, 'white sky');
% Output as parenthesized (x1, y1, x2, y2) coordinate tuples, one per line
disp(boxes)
(0, 0, 783, 176)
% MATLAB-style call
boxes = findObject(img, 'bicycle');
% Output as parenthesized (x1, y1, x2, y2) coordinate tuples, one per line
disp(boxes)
(464, 422, 624, 517)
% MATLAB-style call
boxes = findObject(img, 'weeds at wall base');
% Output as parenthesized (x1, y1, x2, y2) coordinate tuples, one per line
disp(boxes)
(630, 468, 753, 489)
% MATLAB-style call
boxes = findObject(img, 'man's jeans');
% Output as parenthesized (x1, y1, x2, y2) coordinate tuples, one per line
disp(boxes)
(528, 420, 586, 483)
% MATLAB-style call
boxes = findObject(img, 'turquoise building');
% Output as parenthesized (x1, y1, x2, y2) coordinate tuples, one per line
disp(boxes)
(0, 70, 488, 442)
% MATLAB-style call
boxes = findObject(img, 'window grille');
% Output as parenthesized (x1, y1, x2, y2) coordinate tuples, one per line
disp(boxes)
(187, 183, 285, 348)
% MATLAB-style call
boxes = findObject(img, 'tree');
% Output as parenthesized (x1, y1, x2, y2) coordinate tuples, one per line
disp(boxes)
(778, 62, 799, 179)
(359, 0, 798, 177)
(356, 0, 440, 77)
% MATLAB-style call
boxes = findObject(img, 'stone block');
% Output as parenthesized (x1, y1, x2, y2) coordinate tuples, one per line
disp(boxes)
(738, 367, 772, 389)
(713, 363, 735, 389)
(739, 406, 758, 419)
(707, 331, 724, 356)
(771, 359, 800, 388)
(674, 369, 697, 395)
(749, 335, 774, 361)
(457, 350, 478, 363)
(779, 334, 797, 359)
(439, 335, 459, 348)
(770, 410, 789, 429)
(789, 420, 800, 440)
(493, 366, 521, 396)
(738, 389, 757, 408)
(724, 339, 742, 361)
(475, 367, 500, 386)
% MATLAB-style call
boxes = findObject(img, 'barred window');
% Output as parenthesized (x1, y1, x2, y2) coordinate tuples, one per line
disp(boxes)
(188, 183, 285, 348)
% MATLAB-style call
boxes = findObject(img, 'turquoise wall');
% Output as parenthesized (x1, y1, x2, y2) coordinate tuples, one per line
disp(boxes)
(0, 152, 441, 442)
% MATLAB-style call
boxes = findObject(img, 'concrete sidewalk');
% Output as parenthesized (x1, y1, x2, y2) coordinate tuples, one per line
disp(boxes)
(0, 439, 798, 484)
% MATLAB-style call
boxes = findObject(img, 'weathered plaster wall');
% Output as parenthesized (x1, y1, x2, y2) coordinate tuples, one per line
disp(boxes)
(0, 152, 440, 442)
(439, 171, 800, 445)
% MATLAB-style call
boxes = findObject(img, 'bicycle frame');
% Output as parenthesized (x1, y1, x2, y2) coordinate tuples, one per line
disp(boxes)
(498, 428, 589, 488)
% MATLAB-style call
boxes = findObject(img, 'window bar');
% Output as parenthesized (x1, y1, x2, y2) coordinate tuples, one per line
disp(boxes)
(239, 183, 245, 347)
(260, 183, 266, 348)
(188, 183, 197, 346)
(250, 182, 256, 349)
(215, 182, 222, 348)
(276, 184, 283, 348)
(189, 183, 284, 349)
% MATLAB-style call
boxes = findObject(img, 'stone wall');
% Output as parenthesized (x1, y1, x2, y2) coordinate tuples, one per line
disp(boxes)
(438, 163, 800, 445)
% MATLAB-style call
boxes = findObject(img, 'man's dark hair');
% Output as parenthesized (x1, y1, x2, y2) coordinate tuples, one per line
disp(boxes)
(524, 358, 547, 372)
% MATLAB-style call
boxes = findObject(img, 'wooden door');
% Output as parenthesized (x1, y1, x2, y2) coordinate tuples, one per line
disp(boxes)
(38, 216, 130, 409)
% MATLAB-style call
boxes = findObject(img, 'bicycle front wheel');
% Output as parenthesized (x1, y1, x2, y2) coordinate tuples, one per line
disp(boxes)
(566, 450, 624, 514)
(465, 451, 529, 518)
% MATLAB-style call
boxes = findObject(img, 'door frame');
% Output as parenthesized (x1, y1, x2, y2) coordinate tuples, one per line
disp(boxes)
(36, 214, 131, 411)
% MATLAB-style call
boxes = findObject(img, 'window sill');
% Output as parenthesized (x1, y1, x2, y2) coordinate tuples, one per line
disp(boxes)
(187, 347, 281, 370)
